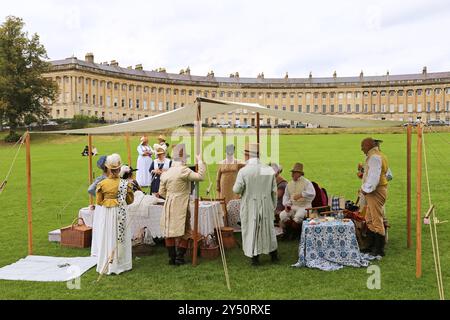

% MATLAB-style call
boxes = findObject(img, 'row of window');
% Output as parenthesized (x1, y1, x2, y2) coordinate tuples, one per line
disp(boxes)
(265, 102, 450, 113)
(56, 77, 450, 99)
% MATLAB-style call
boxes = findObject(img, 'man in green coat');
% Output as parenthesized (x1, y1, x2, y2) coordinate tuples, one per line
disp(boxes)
(232, 143, 279, 266)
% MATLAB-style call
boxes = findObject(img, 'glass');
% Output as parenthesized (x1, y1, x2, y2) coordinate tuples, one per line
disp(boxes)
(337, 210, 344, 220)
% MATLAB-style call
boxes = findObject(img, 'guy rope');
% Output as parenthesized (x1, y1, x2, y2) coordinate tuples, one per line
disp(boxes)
(0, 133, 26, 195)
(206, 166, 232, 292)
(422, 125, 446, 300)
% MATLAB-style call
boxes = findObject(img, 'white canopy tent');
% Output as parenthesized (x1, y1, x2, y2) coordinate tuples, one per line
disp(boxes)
(48, 98, 404, 135)
(25, 98, 405, 268)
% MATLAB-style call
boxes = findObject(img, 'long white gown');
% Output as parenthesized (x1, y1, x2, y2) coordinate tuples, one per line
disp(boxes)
(90, 205, 103, 257)
(136, 144, 154, 187)
(95, 206, 132, 275)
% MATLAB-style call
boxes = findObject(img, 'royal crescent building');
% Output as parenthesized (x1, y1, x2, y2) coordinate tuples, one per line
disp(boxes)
(45, 53, 450, 126)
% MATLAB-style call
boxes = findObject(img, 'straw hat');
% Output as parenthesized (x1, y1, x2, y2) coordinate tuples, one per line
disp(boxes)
(158, 135, 166, 142)
(105, 154, 122, 170)
(290, 162, 304, 174)
(156, 147, 166, 155)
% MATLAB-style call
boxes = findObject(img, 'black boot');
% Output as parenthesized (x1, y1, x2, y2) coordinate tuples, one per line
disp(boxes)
(372, 233, 386, 257)
(270, 250, 279, 263)
(167, 246, 176, 265)
(251, 255, 260, 266)
(175, 247, 187, 265)
(361, 230, 375, 254)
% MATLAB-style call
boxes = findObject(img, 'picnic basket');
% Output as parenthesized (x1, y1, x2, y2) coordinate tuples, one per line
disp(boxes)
(60, 218, 92, 248)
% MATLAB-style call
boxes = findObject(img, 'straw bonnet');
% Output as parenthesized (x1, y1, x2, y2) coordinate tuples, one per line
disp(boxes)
(290, 162, 304, 174)
(105, 154, 122, 170)
(156, 147, 166, 155)
(158, 135, 166, 142)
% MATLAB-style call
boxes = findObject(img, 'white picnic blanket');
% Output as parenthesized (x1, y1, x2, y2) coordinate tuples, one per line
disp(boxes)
(0, 256, 97, 282)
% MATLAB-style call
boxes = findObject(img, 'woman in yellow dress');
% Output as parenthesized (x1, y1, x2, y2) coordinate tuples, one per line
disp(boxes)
(216, 144, 244, 204)
(96, 154, 134, 275)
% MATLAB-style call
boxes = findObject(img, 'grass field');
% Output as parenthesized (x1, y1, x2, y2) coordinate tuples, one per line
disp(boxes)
(0, 129, 449, 300)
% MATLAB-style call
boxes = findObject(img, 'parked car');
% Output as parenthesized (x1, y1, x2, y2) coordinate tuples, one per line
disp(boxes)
(217, 123, 231, 128)
(275, 123, 290, 128)
(236, 123, 252, 128)
(427, 120, 447, 126)
(295, 123, 306, 128)
(259, 124, 272, 128)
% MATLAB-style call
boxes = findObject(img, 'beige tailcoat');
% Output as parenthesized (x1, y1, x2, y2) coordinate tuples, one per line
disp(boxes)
(159, 161, 206, 238)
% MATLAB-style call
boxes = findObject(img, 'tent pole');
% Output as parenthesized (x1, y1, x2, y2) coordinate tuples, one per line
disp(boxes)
(88, 134, 94, 206)
(193, 100, 201, 266)
(126, 133, 132, 166)
(256, 112, 260, 154)
(25, 131, 33, 256)
(406, 125, 412, 248)
(416, 123, 423, 278)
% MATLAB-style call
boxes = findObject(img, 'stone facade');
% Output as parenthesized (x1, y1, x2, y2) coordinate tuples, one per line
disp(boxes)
(44, 53, 450, 126)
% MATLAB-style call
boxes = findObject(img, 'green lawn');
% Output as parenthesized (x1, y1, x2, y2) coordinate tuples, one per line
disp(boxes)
(0, 130, 449, 300)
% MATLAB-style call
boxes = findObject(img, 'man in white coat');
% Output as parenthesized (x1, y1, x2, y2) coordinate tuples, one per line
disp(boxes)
(279, 163, 316, 238)
(232, 143, 278, 266)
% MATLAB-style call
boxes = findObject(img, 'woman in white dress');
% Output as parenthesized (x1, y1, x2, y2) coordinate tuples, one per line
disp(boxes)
(149, 147, 172, 195)
(136, 136, 154, 187)
(95, 154, 134, 275)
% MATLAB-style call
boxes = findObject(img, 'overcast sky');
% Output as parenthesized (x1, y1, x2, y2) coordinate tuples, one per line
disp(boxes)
(3, 0, 450, 78)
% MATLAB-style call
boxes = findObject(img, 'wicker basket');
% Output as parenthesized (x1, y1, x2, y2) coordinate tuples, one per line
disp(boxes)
(132, 243, 153, 257)
(200, 235, 219, 260)
(60, 218, 92, 248)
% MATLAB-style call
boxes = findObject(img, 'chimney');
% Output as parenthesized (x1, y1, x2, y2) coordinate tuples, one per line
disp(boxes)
(85, 52, 94, 63)
(309, 72, 312, 79)
(285, 72, 289, 80)
(110, 60, 119, 67)
(185, 66, 191, 75)
(135, 64, 143, 71)
(360, 70, 364, 79)
(333, 71, 337, 79)
(422, 66, 427, 75)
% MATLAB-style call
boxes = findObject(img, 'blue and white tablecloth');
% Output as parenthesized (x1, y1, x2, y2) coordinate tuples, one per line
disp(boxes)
(292, 220, 378, 271)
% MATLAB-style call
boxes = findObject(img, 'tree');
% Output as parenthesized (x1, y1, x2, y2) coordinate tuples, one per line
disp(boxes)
(0, 16, 57, 142)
